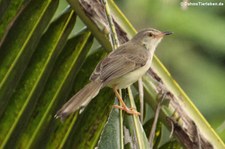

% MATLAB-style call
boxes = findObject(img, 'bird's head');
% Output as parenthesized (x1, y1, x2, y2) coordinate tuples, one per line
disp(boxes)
(131, 28, 172, 50)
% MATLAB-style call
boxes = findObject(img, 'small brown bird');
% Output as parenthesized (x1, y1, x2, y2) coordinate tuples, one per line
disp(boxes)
(55, 28, 172, 119)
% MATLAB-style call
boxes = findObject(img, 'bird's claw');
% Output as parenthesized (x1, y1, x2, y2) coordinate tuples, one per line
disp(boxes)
(113, 105, 140, 115)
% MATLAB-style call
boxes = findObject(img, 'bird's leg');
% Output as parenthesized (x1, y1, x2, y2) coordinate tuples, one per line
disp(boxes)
(113, 88, 140, 115)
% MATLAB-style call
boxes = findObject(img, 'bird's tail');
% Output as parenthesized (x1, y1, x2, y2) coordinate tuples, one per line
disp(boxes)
(55, 81, 102, 120)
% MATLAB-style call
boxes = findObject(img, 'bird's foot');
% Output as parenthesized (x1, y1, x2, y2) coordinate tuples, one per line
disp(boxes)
(113, 105, 140, 115)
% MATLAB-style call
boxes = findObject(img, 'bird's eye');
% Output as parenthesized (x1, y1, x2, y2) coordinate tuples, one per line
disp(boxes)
(148, 32, 153, 37)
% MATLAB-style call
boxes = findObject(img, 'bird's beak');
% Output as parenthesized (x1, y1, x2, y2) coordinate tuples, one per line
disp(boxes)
(156, 31, 173, 38)
(163, 31, 173, 36)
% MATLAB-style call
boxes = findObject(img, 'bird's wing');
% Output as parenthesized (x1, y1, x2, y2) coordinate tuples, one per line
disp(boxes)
(90, 43, 150, 84)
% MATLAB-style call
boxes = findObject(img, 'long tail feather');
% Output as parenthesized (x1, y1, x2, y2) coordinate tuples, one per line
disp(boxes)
(55, 81, 102, 120)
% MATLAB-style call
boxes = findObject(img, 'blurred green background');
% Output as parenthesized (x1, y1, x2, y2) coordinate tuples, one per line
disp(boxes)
(59, 0, 225, 140)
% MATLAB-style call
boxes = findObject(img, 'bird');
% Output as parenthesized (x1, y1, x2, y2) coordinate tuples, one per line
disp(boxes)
(55, 28, 172, 120)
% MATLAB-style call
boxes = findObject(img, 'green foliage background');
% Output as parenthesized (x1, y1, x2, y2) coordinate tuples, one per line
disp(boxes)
(0, 0, 224, 147)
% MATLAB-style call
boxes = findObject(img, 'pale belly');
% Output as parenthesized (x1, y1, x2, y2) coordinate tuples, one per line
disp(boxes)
(107, 58, 152, 89)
